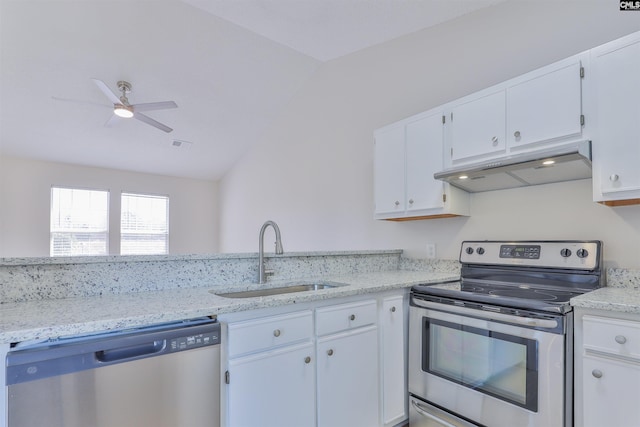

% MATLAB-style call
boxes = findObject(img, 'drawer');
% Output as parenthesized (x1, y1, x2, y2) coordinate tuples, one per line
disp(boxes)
(583, 315, 640, 359)
(228, 310, 313, 357)
(316, 300, 377, 336)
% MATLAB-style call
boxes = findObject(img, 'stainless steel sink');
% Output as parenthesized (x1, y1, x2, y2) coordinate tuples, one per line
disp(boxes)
(212, 282, 342, 298)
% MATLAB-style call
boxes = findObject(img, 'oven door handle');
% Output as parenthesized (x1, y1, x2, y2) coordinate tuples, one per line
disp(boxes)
(412, 298, 558, 329)
(411, 399, 457, 427)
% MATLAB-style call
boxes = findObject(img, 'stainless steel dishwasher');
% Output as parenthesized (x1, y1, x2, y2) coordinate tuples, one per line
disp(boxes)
(6, 317, 221, 427)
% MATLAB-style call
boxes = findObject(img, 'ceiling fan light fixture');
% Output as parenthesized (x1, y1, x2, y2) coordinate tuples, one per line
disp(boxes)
(114, 104, 134, 118)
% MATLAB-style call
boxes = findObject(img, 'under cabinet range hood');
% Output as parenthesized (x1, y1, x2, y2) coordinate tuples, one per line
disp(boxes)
(434, 140, 592, 193)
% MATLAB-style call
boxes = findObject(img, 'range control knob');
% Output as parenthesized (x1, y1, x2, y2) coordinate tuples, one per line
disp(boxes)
(476, 247, 485, 255)
(465, 247, 474, 255)
(577, 248, 589, 258)
(560, 248, 572, 258)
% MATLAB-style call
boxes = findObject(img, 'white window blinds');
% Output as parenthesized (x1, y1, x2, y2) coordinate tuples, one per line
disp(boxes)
(120, 193, 169, 255)
(50, 187, 109, 256)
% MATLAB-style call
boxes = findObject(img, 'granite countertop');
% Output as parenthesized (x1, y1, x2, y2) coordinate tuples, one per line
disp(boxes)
(0, 270, 458, 344)
(571, 286, 640, 314)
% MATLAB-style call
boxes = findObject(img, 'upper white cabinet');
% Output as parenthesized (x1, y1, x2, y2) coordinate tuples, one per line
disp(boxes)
(373, 123, 405, 216)
(450, 89, 506, 162)
(374, 109, 470, 220)
(448, 54, 587, 166)
(507, 60, 583, 150)
(591, 31, 640, 206)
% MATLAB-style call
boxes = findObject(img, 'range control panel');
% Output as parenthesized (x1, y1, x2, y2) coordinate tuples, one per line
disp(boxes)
(460, 241, 601, 270)
(500, 244, 541, 259)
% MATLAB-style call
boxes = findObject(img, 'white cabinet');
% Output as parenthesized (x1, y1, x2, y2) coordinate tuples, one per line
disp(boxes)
(224, 293, 408, 427)
(225, 310, 315, 427)
(448, 55, 586, 166)
(506, 60, 583, 150)
(317, 326, 379, 427)
(227, 342, 316, 427)
(381, 295, 407, 426)
(316, 299, 379, 427)
(450, 89, 506, 162)
(373, 123, 405, 216)
(575, 309, 640, 427)
(374, 109, 470, 220)
(591, 31, 640, 206)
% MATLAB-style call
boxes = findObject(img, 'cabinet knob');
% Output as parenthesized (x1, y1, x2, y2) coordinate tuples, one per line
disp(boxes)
(327, 349, 334, 356)
(394, 200, 400, 206)
(491, 136, 498, 146)
(408, 199, 414, 205)
(592, 369, 603, 379)
(349, 314, 356, 321)
(514, 130, 521, 139)
(615, 335, 627, 344)
(610, 174, 620, 182)
(390, 306, 396, 313)
(304, 356, 311, 364)
(273, 329, 281, 337)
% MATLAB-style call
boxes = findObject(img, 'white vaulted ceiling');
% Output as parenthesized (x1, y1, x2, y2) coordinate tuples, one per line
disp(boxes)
(0, 0, 501, 180)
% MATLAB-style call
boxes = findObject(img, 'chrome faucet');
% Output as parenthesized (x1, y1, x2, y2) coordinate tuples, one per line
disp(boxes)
(258, 220, 284, 283)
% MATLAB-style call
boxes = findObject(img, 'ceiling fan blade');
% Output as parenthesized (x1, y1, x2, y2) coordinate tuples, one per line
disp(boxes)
(91, 78, 120, 104)
(52, 96, 111, 109)
(132, 101, 178, 112)
(133, 112, 173, 133)
(104, 114, 120, 128)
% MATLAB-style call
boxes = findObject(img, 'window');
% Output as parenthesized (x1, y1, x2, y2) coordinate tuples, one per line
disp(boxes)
(50, 187, 109, 256)
(120, 193, 169, 255)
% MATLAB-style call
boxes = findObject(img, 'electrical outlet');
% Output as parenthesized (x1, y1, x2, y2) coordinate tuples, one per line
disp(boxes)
(426, 243, 437, 259)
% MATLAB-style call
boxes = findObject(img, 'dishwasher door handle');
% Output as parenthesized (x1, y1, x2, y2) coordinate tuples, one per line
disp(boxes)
(95, 339, 166, 364)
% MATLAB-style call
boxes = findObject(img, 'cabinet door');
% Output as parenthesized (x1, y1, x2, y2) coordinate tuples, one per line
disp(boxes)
(582, 355, 640, 427)
(227, 342, 316, 427)
(405, 113, 445, 212)
(381, 296, 406, 426)
(592, 33, 640, 200)
(507, 59, 583, 149)
(374, 125, 405, 215)
(450, 90, 506, 163)
(317, 325, 380, 427)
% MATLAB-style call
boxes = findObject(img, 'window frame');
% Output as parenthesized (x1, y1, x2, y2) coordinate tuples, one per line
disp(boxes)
(50, 186, 110, 257)
(119, 191, 170, 256)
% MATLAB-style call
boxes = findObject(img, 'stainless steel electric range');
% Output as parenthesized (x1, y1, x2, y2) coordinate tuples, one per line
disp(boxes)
(409, 240, 604, 427)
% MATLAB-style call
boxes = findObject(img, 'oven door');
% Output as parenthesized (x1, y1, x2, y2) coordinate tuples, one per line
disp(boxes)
(409, 296, 569, 427)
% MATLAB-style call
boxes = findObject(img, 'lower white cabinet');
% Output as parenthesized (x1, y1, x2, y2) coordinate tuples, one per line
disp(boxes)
(227, 342, 316, 427)
(381, 295, 406, 426)
(575, 308, 640, 427)
(317, 325, 379, 427)
(222, 292, 408, 427)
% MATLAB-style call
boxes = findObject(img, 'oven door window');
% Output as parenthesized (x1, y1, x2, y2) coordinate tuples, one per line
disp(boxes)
(422, 317, 538, 411)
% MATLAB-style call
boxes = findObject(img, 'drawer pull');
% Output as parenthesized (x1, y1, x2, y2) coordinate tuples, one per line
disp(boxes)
(349, 314, 356, 321)
(390, 306, 396, 313)
(273, 329, 281, 337)
(304, 356, 311, 364)
(615, 335, 627, 344)
(592, 369, 603, 379)
(327, 349, 334, 356)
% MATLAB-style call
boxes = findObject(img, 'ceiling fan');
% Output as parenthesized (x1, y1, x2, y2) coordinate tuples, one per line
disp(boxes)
(91, 79, 178, 133)
(53, 79, 178, 133)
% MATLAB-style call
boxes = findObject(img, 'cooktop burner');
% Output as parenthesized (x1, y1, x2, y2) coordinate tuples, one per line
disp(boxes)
(460, 282, 584, 303)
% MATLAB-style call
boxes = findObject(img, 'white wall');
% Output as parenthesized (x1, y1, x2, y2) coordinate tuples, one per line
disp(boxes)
(218, 2, 640, 268)
(0, 155, 218, 257)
